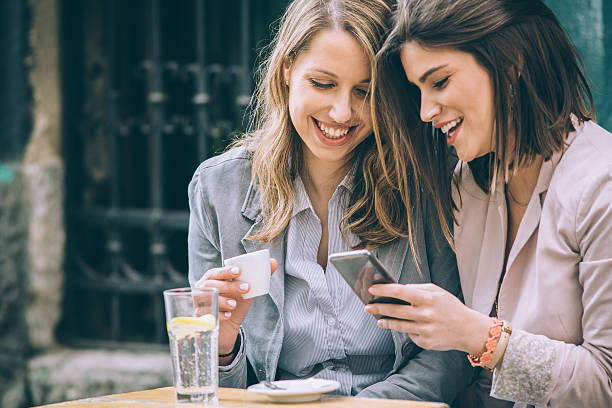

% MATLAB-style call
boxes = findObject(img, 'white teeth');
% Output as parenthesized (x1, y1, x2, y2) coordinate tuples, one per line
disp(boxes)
(441, 117, 464, 134)
(316, 120, 350, 139)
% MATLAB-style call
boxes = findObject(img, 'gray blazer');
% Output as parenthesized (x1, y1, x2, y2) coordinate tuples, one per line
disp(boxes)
(188, 146, 474, 403)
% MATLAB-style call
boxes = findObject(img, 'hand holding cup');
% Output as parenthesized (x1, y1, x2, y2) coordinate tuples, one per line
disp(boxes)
(195, 250, 277, 359)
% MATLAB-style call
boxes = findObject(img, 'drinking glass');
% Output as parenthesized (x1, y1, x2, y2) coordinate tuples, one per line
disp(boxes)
(163, 287, 219, 403)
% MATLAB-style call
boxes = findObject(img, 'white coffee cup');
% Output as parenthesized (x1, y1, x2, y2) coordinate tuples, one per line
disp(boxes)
(223, 249, 271, 299)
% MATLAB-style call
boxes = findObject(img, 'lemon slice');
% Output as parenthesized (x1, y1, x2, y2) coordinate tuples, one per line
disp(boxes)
(169, 314, 216, 329)
(167, 314, 217, 339)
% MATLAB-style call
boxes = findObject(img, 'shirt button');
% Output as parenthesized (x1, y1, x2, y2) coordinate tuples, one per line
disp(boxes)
(327, 318, 336, 326)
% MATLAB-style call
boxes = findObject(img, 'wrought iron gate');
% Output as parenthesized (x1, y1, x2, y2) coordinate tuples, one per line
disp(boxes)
(60, 0, 286, 348)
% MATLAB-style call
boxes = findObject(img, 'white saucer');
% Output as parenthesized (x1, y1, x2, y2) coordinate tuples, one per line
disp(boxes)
(247, 378, 341, 403)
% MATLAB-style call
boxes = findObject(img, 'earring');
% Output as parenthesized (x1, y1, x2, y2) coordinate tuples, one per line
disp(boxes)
(285, 80, 289, 87)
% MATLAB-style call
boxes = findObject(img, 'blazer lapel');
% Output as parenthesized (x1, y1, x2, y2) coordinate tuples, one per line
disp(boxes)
(240, 181, 285, 314)
(505, 156, 557, 273)
(470, 199, 506, 314)
(376, 214, 428, 284)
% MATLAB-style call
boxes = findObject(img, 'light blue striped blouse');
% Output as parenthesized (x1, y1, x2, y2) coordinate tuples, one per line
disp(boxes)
(275, 170, 395, 395)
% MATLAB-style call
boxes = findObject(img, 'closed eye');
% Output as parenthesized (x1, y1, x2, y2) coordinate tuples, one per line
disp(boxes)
(433, 77, 449, 89)
(354, 87, 370, 98)
(310, 79, 334, 89)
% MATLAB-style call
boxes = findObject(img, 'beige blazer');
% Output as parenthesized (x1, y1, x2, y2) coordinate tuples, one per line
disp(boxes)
(453, 120, 612, 407)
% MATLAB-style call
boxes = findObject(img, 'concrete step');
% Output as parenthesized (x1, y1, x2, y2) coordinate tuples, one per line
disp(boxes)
(27, 347, 172, 406)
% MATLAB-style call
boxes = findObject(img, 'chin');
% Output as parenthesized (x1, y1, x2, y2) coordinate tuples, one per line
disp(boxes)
(455, 150, 474, 162)
(456, 146, 490, 163)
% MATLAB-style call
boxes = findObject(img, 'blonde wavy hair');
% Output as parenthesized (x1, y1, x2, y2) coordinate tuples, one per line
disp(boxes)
(238, 0, 421, 256)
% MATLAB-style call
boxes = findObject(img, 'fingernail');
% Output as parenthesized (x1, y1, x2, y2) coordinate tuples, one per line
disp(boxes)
(227, 299, 237, 307)
(224, 312, 231, 318)
(377, 319, 387, 328)
(364, 305, 374, 313)
(239, 283, 249, 291)
(231, 267, 239, 275)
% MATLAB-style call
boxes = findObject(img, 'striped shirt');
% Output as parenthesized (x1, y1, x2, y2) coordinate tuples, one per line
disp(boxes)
(275, 170, 395, 395)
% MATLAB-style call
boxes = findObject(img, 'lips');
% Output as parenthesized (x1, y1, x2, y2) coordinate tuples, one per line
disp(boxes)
(435, 117, 464, 145)
(312, 118, 357, 146)
(441, 117, 464, 135)
(445, 120, 462, 145)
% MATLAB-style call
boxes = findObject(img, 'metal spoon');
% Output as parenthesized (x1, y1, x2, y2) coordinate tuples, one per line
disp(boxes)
(261, 380, 286, 390)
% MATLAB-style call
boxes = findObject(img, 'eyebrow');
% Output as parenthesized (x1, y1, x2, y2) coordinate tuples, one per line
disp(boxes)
(419, 64, 448, 83)
(312, 69, 370, 84)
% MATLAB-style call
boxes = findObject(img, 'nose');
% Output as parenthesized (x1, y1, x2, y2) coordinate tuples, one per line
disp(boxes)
(329, 91, 353, 124)
(420, 93, 442, 123)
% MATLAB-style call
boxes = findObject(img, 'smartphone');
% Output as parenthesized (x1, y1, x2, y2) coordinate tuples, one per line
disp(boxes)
(328, 249, 410, 306)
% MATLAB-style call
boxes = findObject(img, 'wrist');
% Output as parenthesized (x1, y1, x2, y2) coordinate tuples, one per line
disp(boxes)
(467, 317, 510, 369)
(219, 354, 235, 366)
(465, 311, 495, 356)
(218, 327, 241, 355)
(218, 333, 241, 365)
(484, 320, 512, 370)
(219, 337, 239, 356)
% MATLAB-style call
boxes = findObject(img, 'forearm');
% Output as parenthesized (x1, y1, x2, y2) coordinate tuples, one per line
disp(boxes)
(357, 349, 476, 403)
(491, 329, 612, 406)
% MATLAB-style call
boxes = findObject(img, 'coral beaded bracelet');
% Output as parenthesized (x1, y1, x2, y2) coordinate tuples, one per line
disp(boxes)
(467, 317, 504, 368)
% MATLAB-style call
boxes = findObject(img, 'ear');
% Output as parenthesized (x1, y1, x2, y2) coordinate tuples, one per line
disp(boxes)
(283, 58, 292, 86)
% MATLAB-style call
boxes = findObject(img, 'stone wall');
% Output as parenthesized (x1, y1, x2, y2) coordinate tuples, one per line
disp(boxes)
(0, 166, 28, 408)
(24, 0, 65, 353)
(0, 1, 174, 407)
(27, 349, 172, 406)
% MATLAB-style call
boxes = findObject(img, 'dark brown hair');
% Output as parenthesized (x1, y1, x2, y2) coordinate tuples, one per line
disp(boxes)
(373, 0, 595, 248)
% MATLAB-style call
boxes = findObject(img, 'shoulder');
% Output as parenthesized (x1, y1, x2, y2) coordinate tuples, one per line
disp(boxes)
(551, 121, 612, 199)
(191, 147, 252, 192)
(547, 121, 612, 247)
(558, 121, 612, 174)
(188, 146, 254, 211)
(194, 146, 253, 180)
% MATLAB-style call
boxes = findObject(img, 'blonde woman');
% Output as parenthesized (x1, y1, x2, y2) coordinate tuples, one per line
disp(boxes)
(189, 0, 473, 401)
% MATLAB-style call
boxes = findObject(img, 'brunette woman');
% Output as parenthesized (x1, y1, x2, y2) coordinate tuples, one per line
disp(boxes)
(367, 0, 612, 406)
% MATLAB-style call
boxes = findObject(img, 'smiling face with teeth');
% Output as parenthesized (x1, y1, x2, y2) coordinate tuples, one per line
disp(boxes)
(400, 42, 496, 162)
(284, 29, 373, 169)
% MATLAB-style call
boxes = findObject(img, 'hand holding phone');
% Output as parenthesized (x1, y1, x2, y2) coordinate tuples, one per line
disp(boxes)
(328, 249, 410, 307)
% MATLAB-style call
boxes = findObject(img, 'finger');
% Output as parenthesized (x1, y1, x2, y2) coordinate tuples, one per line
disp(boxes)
(217, 296, 238, 312)
(196, 266, 241, 286)
(270, 258, 279, 274)
(195, 294, 236, 315)
(368, 283, 429, 305)
(193, 302, 231, 319)
(196, 279, 250, 295)
(218, 311, 233, 321)
(364, 303, 417, 321)
(377, 317, 421, 335)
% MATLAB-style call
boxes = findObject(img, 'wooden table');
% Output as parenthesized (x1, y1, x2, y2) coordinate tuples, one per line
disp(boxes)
(33, 387, 449, 407)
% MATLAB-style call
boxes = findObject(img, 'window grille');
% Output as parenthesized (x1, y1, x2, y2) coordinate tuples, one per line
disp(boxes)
(60, 0, 287, 348)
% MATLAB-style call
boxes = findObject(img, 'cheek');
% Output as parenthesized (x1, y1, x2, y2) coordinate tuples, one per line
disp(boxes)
(289, 88, 317, 121)
(356, 100, 373, 132)
(287, 94, 306, 129)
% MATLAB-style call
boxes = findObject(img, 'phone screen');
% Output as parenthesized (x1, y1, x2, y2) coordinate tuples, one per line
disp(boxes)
(329, 250, 410, 306)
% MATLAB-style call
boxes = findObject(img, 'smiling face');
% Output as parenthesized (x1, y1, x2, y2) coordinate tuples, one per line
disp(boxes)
(400, 41, 496, 162)
(284, 29, 373, 168)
